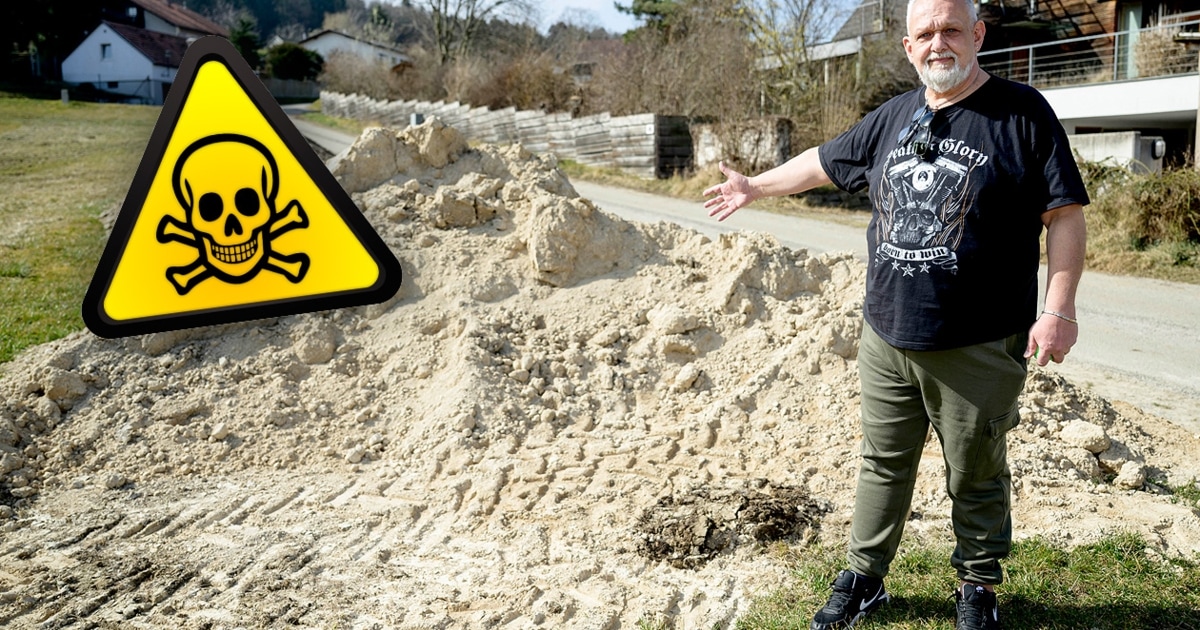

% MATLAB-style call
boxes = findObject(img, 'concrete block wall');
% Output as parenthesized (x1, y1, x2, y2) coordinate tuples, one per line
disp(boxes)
(1069, 130, 1166, 173)
(319, 91, 693, 179)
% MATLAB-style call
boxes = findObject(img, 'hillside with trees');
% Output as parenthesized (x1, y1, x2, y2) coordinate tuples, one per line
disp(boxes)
(294, 0, 916, 153)
(2, 0, 919, 159)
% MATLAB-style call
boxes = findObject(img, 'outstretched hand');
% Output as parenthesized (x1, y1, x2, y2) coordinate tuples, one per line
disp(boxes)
(702, 161, 755, 222)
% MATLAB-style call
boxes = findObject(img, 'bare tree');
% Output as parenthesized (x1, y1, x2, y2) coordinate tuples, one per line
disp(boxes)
(322, 9, 363, 36)
(747, 0, 843, 139)
(323, 2, 401, 45)
(272, 22, 310, 42)
(587, 0, 757, 119)
(419, 0, 535, 64)
(747, 0, 916, 148)
(202, 0, 256, 32)
(320, 49, 411, 100)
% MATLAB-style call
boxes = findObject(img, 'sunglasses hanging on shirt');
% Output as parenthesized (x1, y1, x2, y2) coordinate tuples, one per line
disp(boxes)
(897, 105, 939, 161)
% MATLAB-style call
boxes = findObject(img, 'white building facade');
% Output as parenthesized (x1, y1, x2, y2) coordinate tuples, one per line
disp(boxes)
(61, 22, 186, 105)
(300, 30, 409, 68)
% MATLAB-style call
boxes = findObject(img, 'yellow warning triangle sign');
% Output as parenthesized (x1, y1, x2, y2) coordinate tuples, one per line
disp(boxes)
(83, 36, 401, 338)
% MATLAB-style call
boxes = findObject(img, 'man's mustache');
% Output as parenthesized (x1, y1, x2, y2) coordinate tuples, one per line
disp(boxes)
(926, 52, 959, 67)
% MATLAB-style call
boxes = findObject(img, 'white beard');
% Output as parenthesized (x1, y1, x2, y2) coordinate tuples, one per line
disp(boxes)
(918, 52, 972, 93)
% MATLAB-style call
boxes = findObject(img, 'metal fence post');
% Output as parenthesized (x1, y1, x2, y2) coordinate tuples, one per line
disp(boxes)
(1194, 49, 1200, 171)
(1114, 32, 1121, 82)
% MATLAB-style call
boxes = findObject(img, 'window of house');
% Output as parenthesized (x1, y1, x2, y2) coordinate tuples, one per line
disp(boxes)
(101, 43, 112, 60)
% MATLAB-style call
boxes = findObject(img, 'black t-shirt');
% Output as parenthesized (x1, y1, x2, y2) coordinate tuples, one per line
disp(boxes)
(819, 75, 1090, 351)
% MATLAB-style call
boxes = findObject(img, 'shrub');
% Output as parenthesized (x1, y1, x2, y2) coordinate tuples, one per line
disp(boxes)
(1129, 168, 1200, 243)
(1082, 162, 1200, 277)
(1087, 165, 1200, 245)
(1134, 21, 1195, 78)
(318, 50, 407, 101)
(584, 0, 757, 119)
(491, 53, 576, 112)
(264, 43, 324, 81)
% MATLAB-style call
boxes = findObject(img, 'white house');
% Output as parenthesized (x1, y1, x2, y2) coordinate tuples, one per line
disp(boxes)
(61, 22, 188, 105)
(299, 30, 410, 69)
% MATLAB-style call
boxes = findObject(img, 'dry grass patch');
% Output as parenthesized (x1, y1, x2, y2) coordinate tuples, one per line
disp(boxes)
(1082, 162, 1200, 284)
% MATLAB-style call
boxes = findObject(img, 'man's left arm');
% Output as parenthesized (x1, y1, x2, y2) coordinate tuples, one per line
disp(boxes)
(1025, 203, 1086, 366)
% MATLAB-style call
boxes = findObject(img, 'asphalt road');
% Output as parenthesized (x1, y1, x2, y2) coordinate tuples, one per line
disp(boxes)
(286, 109, 1200, 435)
(574, 182, 1200, 435)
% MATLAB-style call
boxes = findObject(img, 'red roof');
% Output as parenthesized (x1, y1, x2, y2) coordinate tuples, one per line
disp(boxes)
(105, 21, 190, 68)
(128, 0, 229, 37)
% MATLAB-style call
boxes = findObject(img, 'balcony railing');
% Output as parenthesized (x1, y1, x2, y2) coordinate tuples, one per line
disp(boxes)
(978, 17, 1200, 89)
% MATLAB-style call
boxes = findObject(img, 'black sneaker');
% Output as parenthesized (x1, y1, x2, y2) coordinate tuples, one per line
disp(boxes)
(809, 570, 889, 630)
(955, 584, 1001, 630)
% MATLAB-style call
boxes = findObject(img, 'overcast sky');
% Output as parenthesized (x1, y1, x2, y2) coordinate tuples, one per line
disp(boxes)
(530, 0, 858, 38)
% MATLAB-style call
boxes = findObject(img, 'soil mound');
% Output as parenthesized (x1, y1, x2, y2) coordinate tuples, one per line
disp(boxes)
(1, 118, 1198, 628)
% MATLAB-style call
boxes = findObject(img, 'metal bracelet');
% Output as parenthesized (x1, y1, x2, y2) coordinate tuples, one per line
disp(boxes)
(1042, 309, 1078, 324)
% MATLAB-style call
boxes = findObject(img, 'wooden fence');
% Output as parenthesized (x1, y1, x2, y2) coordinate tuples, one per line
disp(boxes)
(320, 91, 694, 179)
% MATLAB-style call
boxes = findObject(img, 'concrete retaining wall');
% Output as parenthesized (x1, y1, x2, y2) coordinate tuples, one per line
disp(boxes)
(320, 91, 694, 179)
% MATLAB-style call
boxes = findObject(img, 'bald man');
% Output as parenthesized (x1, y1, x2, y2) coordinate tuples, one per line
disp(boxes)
(703, 0, 1087, 627)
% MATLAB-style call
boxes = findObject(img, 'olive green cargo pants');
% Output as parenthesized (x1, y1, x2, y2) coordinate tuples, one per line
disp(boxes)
(848, 324, 1027, 586)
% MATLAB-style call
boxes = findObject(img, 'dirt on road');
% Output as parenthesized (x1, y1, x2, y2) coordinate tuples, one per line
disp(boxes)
(2, 120, 1199, 629)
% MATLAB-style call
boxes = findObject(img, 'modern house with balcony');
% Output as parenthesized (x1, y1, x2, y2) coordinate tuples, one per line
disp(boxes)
(828, 0, 1200, 169)
(978, 1, 1199, 168)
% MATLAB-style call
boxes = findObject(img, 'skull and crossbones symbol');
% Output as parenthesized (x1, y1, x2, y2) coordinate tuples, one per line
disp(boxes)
(156, 133, 310, 295)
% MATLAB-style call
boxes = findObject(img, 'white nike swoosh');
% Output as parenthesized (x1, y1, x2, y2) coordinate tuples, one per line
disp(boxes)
(859, 587, 887, 612)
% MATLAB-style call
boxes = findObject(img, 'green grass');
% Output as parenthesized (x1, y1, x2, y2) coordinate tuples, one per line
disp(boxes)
(738, 533, 1200, 629)
(1169, 479, 1200, 511)
(0, 96, 157, 362)
(296, 103, 369, 135)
